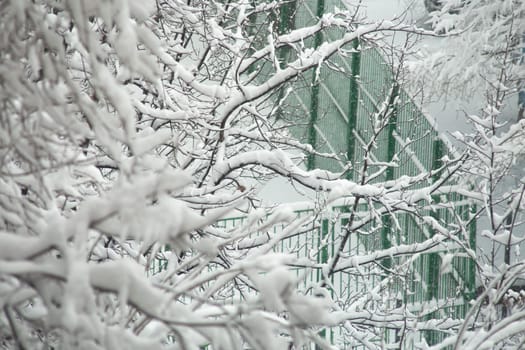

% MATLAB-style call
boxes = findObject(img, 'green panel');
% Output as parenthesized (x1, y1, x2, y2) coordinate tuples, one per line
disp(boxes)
(346, 39, 360, 176)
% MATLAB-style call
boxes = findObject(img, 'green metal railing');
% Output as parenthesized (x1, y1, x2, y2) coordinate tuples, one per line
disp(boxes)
(150, 1, 477, 348)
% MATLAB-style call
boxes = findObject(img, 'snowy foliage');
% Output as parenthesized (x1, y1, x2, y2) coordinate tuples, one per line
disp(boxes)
(409, 0, 525, 348)
(442, 79, 525, 349)
(431, 107, 525, 348)
(412, 0, 525, 100)
(0, 0, 489, 349)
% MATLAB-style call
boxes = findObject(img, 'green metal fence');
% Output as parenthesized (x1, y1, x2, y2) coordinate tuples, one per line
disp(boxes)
(151, 207, 474, 348)
(248, 0, 476, 347)
(151, 1, 476, 348)
(191, 200, 474, 349)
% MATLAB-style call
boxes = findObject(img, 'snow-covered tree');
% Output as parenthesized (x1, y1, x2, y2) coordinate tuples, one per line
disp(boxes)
(0, 0, 474, 349)
(426, 84, 525, 349)
(414, 0, 525, 104)
(411, 0, 525, 348)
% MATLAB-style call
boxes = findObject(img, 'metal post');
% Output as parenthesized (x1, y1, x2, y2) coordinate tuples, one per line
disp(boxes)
(425, 136, 444, 345)
(307, 0, 325, 170)
(381, 83, 400, 272)
(317, 218, 330, 347)
(346, 39, 361, 178)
